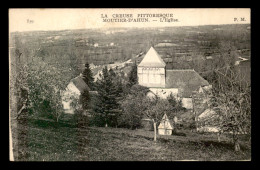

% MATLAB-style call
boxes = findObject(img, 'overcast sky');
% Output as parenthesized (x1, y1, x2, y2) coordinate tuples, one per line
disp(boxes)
(9, 8, 250, 32)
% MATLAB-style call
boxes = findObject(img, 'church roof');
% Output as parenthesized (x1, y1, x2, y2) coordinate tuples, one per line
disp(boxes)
(165, 69, 210, 98)
(71, 76, 90, 93)
(138, 47, 166, 67)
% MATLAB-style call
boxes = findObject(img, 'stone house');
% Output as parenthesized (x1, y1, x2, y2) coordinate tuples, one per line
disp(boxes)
(61, 75, 90, 114)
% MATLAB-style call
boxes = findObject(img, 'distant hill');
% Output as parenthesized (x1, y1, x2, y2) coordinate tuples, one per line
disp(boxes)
(10, 24, 250, 76)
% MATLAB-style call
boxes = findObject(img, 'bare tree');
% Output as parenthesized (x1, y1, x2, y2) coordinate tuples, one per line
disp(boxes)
(209, 67, 251, 151)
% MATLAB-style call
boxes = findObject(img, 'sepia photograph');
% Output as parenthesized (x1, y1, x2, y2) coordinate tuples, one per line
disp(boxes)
(9, 8, 251, 161)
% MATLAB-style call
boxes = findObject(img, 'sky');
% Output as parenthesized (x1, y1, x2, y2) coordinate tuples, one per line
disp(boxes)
(9, 8, 250, 32)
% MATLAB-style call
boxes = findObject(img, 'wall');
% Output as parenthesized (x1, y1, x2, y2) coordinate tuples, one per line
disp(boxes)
(182, 98, 193, 110)
(138, 66, 165, 87)
(61, 82, 81, 114)
(158, 129, 172, 135)
(197, 126, 219, 133)
(148, 88, 178, 99)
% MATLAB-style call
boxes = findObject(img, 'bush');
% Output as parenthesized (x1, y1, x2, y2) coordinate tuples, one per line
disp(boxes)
(88, 112, 106, 127)
(73, 110, 89, 128)
(118, 85, 149, 129)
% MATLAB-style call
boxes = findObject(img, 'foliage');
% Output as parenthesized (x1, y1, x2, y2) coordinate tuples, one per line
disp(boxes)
(167, 93, 186, 114)
(128, 62, 138, 87)
(129, 84, 150, 94)
(93, 66, 123, 127)
(13, 53, 77, 122)
(144, 98, 176, 123)
(144, 98, 179, 141)
(27, 59, 74, 122)
(118, 86, 148, 129)
(118, 85, 188, 139)
(79, 89, 91, 110)
(82, 63, 95, 90)
(73, 110, 89, 128)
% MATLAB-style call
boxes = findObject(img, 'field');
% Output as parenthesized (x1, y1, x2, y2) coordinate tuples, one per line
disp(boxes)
(11, 117, 251, 161)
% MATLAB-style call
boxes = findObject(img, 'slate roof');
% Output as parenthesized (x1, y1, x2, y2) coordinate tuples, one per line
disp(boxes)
(165, 69, 209, 98)
(138, 47, 166, 67)
(71, 76, 90, 93)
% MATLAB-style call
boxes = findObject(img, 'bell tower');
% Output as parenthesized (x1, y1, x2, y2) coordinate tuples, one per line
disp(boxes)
(137, 47, 166, 88)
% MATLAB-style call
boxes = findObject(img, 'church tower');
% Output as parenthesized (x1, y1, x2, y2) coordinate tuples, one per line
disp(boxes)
(137, 47, 166, 88)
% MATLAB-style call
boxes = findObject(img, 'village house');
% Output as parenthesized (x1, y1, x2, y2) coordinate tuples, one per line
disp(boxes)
(61, 75, 90, 114)
(196, 108, 219, 133)
(137, 47, 211, 110)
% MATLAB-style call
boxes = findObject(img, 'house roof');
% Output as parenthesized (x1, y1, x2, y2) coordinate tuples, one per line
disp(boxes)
(165, 69, 210, 98)
(198, 109, 218, 121)
(138, 47, 166, 67)
(71, 76, 90, 93)
(158, 114, 174, 130)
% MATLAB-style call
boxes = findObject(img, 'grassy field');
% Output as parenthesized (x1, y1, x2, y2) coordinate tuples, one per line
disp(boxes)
(11, 117, 251, 161)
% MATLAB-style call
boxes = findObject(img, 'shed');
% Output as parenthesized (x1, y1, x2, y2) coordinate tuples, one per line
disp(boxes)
(158, 114, 174, 135)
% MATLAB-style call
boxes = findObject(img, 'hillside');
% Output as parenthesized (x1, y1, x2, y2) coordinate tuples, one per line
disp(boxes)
(12, 117, 251, 161)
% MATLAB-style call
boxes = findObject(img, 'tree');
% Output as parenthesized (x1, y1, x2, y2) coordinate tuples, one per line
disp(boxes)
(167, 93, 186, 113)
(80, 89, 91, 110)
(11, 52, 77, 123)
(11, 49, 29, 120)
(200, 41, 251, 151)
(128, 62, 138, 87)
(26, 58, 72, 122)
(144, 98, 175, 142)
(93, 66, 122, 127)
(118, 85, 149, 129)
(167, 94, 186, 132)
(208, 67, 251, 151)
(82, 63, 95, 90)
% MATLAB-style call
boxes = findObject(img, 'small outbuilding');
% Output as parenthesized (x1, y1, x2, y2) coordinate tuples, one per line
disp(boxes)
(158, 114, 174, 135)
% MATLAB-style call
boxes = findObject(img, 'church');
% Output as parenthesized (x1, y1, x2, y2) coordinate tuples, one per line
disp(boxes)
(137, 47, 210, 109)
